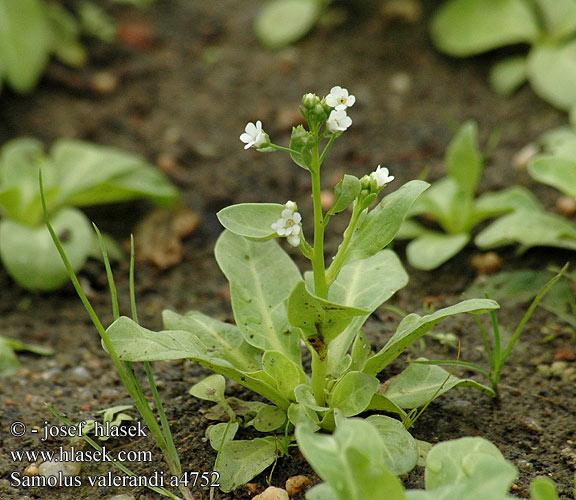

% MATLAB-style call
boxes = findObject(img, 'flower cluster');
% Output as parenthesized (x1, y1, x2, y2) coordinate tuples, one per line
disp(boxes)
(271, 201, 302, 247)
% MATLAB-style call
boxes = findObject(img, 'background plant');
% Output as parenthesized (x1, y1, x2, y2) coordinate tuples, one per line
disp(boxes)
(0, 137, 178, 290)
(98, 88, 498, 491)
(431, 0, 576, 113)
(397, 121, 540, 269)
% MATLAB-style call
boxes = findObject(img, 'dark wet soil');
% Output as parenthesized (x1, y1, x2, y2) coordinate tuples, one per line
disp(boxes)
(1, 1, 575, 499)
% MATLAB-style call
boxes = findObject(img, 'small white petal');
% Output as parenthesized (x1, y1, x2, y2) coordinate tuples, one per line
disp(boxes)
(240, 133, 252, 143)
(287, 234, 300, 247)
(292, 212, 302, 223)
(346, 95, 356, 107)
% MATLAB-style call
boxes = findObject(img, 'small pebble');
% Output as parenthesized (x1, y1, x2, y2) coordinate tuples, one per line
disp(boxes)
(512, 143, 539, 169)
(471, 251, 502, 275)
(105, 495, 136, 500)
(38, 460, 81, 477)
(556, 196, 576, 217)
(253, 486, 289, 500)
(157, 153, 179, 174)
(320, 190, 335, 210)
(91, 72, 119, 95)
(69, 366, 91, 384)
(555, 348, 576, 361)
(23, 464, 39, 476)
(381, 0, 422, 23)
(285, 475, 312, 496)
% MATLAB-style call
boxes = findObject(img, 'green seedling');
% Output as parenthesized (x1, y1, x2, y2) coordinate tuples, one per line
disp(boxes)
(0, 335, 53, 377)
(0, 137, 178, 291)
(431, 0, 576, 113)
(416, 267, 565, 393)
(255, 0, 331, 49)
(96, 88, 498, 490)
(397, 121, 539, 269)
(298, 416, 565, 500)
(82, 405, 135, 441)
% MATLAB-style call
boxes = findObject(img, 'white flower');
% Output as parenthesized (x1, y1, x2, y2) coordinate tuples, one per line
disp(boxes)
(370, 165, 394, 188)
(271, 201, 302, 247)
(240, 121, 267, 150)
(326, 109, 352, 133)
(325, 86, 356, 111)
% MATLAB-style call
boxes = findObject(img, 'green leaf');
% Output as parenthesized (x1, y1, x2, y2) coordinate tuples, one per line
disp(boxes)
(533, 0, 576, 39)
(294, 384, 330, 413)
(350, 330, 371, 372)
(162, 310, 261, 372)
(0, 207, 92, 291)
(46, 3, 87, 67)
(287, 281, 368, 358)
(364, 299, 499, 375)
(475, 210, 576, 251)
(215, 230, 302, 363)
(329, 175, 361, 215)
(289, 125, 315, 170)
(346, 180, 429, 262)
(531, 477, 560, 500)
(329, 371, 379, 417)
(430, 0, 540, 57)
(262, 350, 307, 400)
(365, 415, 418, 475)
(206, 422, 239, 451)
(189, 374, 227, 404)
(287, 403, 320, 430)
(446, 121, 483, 194)
(365, 393, 407, 418)
(0, 0, 51, 93)
(406, 232, 470, 270)
(247, 405, 287, 432)
(473, 186, 541, 223)
(381, 361, 494, 409)
(528, 41, 576, 111)
(217, 203, 286, 239)
(489, 56, 527, 97)
(106, 316, 290, 410)
(424, 437, 513, 490)
(255, 0, 321, 49)
(539, 126, 576, 158)
(296, 418, 406, 500)
(529, 157, 576, 199)
(306, 483, 339, 500)
(216, 437, 277, 492)
(78, 1, 116, 43)
(0, 337, 20, 377)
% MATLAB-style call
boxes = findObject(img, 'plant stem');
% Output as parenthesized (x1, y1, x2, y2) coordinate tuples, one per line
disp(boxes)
(326, 201, 362, 285)
(311, 351, 327, 406)
(310, 149, 328, 298)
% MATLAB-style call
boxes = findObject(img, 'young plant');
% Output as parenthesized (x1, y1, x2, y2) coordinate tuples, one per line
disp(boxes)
(99, 87, 498, 490)
(0, 335, 53, 377)
(414, 267, 565, 393)
(0, 138, 178, 291)
(397, 121, 539, 269)
(430, 0, 576, 113)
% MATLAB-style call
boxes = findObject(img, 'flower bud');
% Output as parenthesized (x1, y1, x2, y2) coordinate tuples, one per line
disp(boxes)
(302, 93, 320, 109)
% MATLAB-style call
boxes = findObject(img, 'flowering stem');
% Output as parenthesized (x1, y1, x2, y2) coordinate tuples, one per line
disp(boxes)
(319, 134, 337, 164)
(270, 144, 300, 155)
(326, 200, 363, 285)
(310, 146, 328, 298)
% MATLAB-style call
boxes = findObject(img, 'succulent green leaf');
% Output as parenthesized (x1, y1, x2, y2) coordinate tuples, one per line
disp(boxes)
(189, 374, 227, 404)
(247, 405, 287, 432)
(475, 210, 576, 251)
(329, 175, 361, 215)
(365, 393, 407, 418)
(329, 371, 379, 417)
(430, 0, 540, 57)
(350, 330, 371, 372)
(365, 415, 418, 475)
(346, 180, 429, 261)
(531, 477, 560, 500)
(446, 121, 483, 195)
(529, 157, 576, 199)
(216, 437, 277, 492)
(473, 186, 541, 223)
(364, 299, 499, 375)
(381, 361, 494, 409)
(255, 0, 321, 50)
(533, 0, 576, 39)
(528, 41, 576, 111)
(262, 350, 307, 400)
(539, 126, 576, 158)
(217, 203, 286, 239)
(206, 422, 239, 451)
(489, 56, 528, 97)
(295, 384, 330, 413)
(0, 337, 20, 377)
(287, 281, 368, 357)
(406, 232, 469, 270)
(0, 0, 51, 93)
(296, 418, 406, 500)
(287, 403, 320, 430)
(46, 2, 87, 67)
(0, 207, 92, 291)
(215, 230, 302, 363)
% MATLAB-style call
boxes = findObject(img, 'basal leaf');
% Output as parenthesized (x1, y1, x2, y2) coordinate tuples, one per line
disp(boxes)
(528, 41, 576, 111)
(381, 361, 494, 409)
(446, 121, 482, 195)
(247, 405, 287, 432)
(489, 56, 528, 97)
(217, 203, 285, 239)
(346, 180, 429, 262)
(0, 337, 20, 377)
(215, 230, 302, 363)
(206, 422, 239, 451)
(262, 350, 307, 400)
(529, 156, 576, 199)
(430, 0, 539, 57)
(287, 403, 320, 430)
(364, 299, 499, 375)
(189, 374, 227, 404)
(329, 371, 379, 417)
(294, 384, 330, 413)
(473, 186, 541, 224)
(531, 477, 560, 500)
(533, 0, 576, 39)
(406, 232, 469, 270)
(0, 207, 92, 291)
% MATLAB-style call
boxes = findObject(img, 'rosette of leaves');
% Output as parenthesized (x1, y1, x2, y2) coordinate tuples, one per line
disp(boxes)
(0, 0, 119, 94)
(297, 418, 562, 500)
(0, 138, 178, 291)
(397, 121, 540, 270)
(430, 0, 576, 113)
